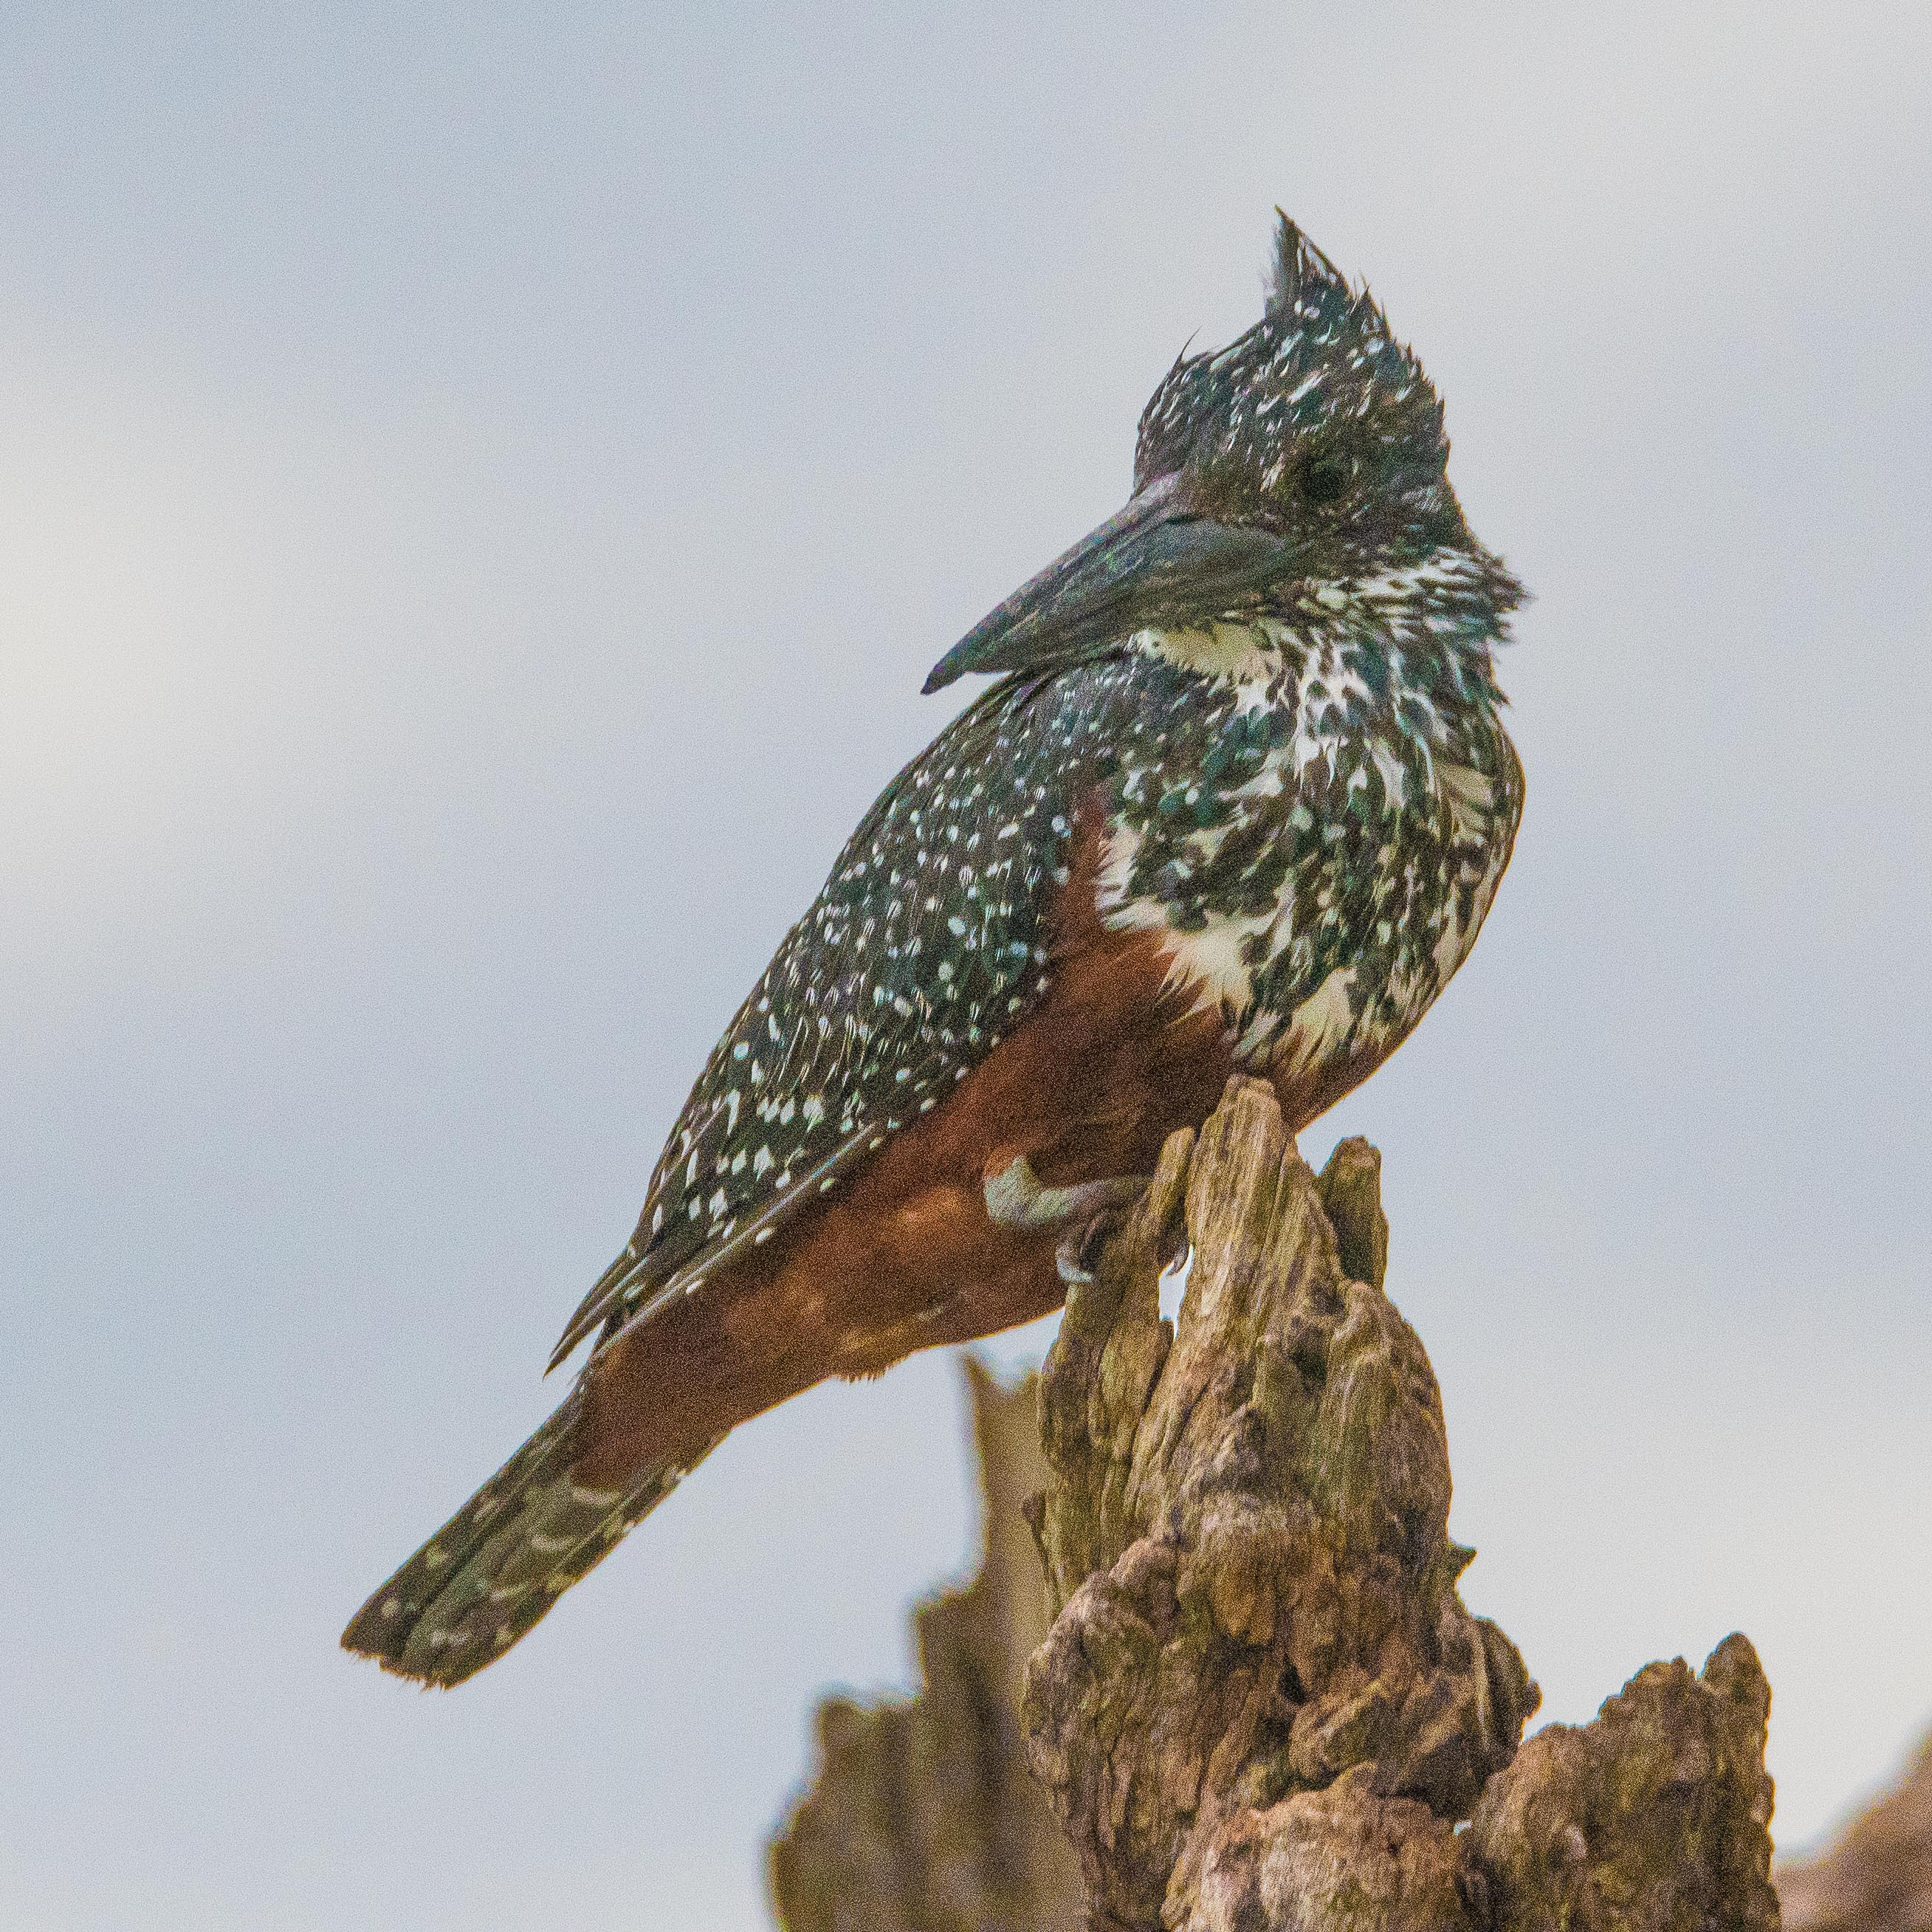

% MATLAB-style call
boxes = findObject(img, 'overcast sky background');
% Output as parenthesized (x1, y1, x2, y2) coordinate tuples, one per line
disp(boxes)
(3, 5, 1929, 1927)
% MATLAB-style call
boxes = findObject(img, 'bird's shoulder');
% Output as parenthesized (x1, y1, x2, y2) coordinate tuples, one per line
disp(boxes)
(551, 665, 1147, 1364)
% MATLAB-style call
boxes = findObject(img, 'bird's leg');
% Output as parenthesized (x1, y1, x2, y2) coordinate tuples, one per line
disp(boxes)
(983, 1152, 1148, 1285)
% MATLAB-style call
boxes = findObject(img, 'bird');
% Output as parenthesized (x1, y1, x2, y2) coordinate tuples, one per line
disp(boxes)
(343, 213, 1525, 1686)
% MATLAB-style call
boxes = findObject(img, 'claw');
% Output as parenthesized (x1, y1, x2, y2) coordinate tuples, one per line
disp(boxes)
(1053, 1223, 1099, 1285)
(983, 1154, 1147, 1283)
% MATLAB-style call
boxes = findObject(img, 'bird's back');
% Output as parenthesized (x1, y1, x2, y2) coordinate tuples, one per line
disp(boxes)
(343, 210, 1527, 1688)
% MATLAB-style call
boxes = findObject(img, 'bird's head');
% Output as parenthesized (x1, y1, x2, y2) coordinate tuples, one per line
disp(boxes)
(924, 213, 1521, 693)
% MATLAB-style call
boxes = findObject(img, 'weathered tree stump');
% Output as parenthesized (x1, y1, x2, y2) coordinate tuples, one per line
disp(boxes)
(1778, 1725, 1932, 1932)
(772, 1076, 1782, 1931)
(769, 1358, 1084, 1932)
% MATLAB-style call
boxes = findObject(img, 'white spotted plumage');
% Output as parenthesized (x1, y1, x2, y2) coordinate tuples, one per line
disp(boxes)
(343, 211, 1527, 1689)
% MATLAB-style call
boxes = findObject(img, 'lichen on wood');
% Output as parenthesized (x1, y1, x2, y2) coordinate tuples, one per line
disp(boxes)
(770, 1076, 1781, 1931)
(1020, 1075, 1778, 1931)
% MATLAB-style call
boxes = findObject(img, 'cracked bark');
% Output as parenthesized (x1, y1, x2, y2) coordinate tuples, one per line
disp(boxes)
(771, 1077, 1782, 1931)
(769, 1357, 1085, 1932)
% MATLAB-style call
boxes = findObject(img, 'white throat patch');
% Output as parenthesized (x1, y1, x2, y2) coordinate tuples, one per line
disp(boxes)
(1137, 620, 1282, 687)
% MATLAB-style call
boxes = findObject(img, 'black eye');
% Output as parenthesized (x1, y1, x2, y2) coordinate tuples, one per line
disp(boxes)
(1299, 451, 1347, 506)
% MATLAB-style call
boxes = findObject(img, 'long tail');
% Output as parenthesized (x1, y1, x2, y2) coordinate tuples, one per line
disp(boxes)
(341, 1383, 718, 1687)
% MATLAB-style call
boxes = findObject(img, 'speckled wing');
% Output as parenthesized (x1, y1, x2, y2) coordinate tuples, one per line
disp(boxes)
(548, 676, 1087, 1370)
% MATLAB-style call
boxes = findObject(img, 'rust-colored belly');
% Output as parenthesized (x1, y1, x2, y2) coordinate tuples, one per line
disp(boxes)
(572, 817, 1423, 1488)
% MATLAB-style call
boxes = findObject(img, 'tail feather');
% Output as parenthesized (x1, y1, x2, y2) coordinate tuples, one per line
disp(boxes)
(341, 1385, 718, 1687)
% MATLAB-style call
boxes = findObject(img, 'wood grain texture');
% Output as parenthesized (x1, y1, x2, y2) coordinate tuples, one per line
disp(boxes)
(1014, 1079, 1778, 1932)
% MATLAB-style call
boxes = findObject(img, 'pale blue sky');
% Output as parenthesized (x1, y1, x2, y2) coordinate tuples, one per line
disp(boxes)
(4, 5, 1929, 1926)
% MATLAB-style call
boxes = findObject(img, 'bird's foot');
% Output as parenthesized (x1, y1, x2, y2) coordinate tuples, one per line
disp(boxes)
(982, 1153, 1148, 1285)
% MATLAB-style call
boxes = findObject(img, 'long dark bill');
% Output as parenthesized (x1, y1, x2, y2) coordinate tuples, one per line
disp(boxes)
(922, 472, 1294, 694)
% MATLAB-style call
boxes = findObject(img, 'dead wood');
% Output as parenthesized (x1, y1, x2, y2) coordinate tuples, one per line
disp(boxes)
(772, 1076, 1781, 1931)
(769, 1358, 1084, 1932)
(1778, 1725, 1932, 1932)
